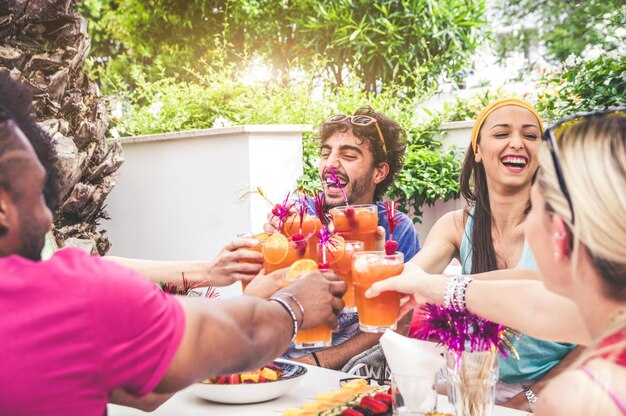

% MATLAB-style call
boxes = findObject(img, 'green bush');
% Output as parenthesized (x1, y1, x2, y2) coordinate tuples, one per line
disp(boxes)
(536, 54, 626, 123)
(108, 62, 463, 222)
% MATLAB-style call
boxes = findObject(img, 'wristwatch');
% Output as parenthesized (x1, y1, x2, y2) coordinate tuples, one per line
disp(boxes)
(522, 385, 537, 412)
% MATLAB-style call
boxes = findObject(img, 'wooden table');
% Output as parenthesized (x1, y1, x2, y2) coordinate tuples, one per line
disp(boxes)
(108, 362, 529, 416)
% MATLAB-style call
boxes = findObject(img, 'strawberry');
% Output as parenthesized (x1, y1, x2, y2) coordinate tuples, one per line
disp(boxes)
(345, 206, 355, 218)
(271, 204, 282, 217)
(216, 376, 229, 384)
(291, 233, 305, 242)
(341, 409, 364, 416)
(318, 262, 330, 270)
(373, 392, 392, 406)
(352, 406, 373, 416)
(359, 396, 388, 414)
(227, 374, 240, 384)
(384, 240, 398, 255)
(294, 239, 307, 255)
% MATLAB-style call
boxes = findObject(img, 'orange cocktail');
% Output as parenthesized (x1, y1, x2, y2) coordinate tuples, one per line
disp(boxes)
(237, 232, 268, 291)
(352, 251, 404, 332)
(330, 204, 378, 251)
(262, 233, 309, 273)
(318, 239, 363, 311)
(281, 213, 322, 255)
(285, 262, 333, 349)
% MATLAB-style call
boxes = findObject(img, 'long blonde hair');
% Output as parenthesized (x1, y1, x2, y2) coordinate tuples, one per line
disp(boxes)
(536, 112, 626, 361)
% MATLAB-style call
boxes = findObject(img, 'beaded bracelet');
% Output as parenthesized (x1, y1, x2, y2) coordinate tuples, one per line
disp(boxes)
(454, 275, 473, 312)
(269, 297, 298, 342)
(274, 293, 305, 327)
(443, 275, 474, 313)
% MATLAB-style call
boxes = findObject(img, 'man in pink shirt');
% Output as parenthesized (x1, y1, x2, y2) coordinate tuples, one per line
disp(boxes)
(0, 73, 346, 415)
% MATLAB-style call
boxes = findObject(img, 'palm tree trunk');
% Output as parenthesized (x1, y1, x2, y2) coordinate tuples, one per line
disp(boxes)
(0, 0, 122, 255)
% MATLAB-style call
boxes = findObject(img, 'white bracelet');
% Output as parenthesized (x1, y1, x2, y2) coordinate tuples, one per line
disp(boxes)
(268, 297, 298, 342)
(444, 275, 473, 312)
(453, 275, 473, 312)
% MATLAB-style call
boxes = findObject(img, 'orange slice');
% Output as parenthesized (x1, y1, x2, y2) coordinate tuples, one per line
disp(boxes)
(254, 232, 271, 242)
(286, 259, 319, 281)
(324, 234, 346, 265)
(262, 233, 290, 265)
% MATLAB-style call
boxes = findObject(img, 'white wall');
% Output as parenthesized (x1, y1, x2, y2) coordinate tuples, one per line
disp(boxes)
(103, 122, 471, 291)
(105, 125, 307, 265)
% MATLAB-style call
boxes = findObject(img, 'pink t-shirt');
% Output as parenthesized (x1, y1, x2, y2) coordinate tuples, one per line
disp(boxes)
(0, 248, 185, 416)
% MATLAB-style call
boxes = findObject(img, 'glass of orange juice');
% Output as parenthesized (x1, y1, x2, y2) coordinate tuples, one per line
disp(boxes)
(237, 232, 268, 291)
(330, 204, 378, 251)
(317, 239, 363, 312)
(262, 233, 309, 273)
(352, 251, 404, 332)
(284, 260, 333, 349)
(281, 213, 323, 255)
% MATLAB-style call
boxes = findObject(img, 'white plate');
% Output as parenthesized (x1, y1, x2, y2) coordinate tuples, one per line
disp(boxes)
(190, 361, 307, 404)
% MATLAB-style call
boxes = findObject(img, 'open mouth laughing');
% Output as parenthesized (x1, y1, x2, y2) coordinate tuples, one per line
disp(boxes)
(500, 154, 529, 173)
(323, 173, 348, 195)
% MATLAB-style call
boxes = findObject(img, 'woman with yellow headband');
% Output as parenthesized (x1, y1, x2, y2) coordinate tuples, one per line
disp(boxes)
(405, 98, 578, 409)
(369, 108, 626, 415)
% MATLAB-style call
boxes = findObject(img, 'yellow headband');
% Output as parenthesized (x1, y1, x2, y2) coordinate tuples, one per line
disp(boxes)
(470, 98, 544, 153)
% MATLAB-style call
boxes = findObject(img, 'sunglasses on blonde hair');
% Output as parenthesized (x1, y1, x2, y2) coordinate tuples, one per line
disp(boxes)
(543, 107, 626, 225)
(326, 114, 387, 154)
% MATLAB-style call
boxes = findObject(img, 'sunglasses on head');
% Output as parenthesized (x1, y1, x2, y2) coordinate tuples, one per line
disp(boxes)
(543, 107, 626, 225)
(327, 114, 387, 154)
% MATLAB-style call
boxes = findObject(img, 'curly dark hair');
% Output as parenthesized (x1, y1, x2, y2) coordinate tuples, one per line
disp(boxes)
(317, 106, 407, 200)
(0, 71, 61, 212)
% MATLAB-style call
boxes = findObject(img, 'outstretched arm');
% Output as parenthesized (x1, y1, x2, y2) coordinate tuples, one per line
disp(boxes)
(409, 210, 463, 273)
(156, 273, 346, 392)
(106, 237, 263, 287)
(366, 264, 591, 345)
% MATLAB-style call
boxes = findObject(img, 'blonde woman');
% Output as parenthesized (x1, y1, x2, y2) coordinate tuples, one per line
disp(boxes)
(408, 98, 577, 408)
(368, 108, 626, 415)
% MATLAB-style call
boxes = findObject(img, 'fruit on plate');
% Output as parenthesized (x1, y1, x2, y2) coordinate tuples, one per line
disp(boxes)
(202, 364, 283, 384)
(281, 378, 388, 416)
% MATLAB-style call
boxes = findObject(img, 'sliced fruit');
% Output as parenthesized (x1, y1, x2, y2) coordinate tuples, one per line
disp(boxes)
(262, 233, 290, 265)
(227, 374, 240, 384)
(261, 367, 280, 381)
(324, 234, 346, 265)
(240, 372, 260, 383)
(286, 259, 319, 281)
(360, 396, 388, 414)
(254, 232, 271, 242)
(373, 393, 392, 406)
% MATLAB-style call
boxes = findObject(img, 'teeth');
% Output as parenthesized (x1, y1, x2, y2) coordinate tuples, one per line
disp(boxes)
(501, 157, 527, 165)
(324, 177, 346, 187)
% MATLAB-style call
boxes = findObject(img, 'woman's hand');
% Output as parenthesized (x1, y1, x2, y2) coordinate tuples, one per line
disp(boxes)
(205, 237, 263, 287)
(365, 263, 447, 317)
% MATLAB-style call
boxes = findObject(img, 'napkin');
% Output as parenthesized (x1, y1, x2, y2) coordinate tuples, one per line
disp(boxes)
(380, 329, 444, 411)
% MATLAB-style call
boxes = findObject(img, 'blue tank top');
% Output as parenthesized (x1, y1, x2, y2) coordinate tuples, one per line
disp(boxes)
(460, 210, 576, 384)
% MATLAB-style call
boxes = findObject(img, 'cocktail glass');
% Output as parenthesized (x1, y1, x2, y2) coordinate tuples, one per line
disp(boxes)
(262, 234, 309, 273)
(283, 269, 334, 349)
(236, 232, 268, 291)
(317, 240, 363, 312)
(281, 213, 323, 255)
(330, 204, 378, 251)
(352, 251, 404, 332)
